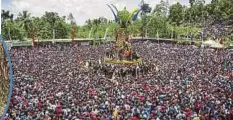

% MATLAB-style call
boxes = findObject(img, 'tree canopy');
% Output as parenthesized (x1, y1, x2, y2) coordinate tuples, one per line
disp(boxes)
(1, 0, 233, 41)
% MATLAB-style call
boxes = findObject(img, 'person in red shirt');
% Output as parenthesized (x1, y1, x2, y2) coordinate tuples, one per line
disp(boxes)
(150, 112, 156, 120)
(91, 113, 98, 120)
(195, 100, 201, 115)
(37, 99, 42, 110)
(230, 110, 233, 119)
(130, 115, 139, 120)
(138, 95, 145, 103)
(44, 115, 51, 120)
(185, 108, 191, 119)
(55, 102, 62, 119)
(89, 88, 97, 96)
(101, 114, 106, 120)
(230, 73, 233, 79)
(3, 116, 7, 120)
(131, 91, 137, 97)
(24, 100, 28, 109)
(144, 84, 150, 91)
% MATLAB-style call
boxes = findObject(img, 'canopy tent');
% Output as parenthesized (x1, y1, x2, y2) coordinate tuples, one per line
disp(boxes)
(203, 39, 225, 48)
(210, 42, 225, 48)
(203, 39, 216, 46)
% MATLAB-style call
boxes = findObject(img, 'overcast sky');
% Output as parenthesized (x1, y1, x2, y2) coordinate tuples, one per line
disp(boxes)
(2, 0, 212, 25)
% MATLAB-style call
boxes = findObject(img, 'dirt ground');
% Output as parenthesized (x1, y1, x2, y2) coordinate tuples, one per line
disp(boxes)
(0, 41, 10, 116)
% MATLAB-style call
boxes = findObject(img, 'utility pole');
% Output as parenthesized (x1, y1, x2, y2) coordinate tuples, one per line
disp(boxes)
(201, 1, 205, 45)
(52, 24, 55, 44)
(72, 22, 76, 46)
(88, 27, 93, 38)
(104, 27, 109, 40)
(166, 0, 169, 17)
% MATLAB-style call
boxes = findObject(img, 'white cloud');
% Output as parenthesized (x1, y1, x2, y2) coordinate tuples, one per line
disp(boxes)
(1, 0, 154, 25)
(3, 0, 212, 25)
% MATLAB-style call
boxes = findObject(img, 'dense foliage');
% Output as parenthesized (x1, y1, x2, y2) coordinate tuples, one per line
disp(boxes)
(1, 0, 233, 41)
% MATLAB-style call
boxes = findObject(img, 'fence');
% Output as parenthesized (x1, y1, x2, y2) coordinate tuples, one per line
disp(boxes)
(4, 37, 208, 50)
(4, 38, 115, 49)
(5, 41, 32, 50)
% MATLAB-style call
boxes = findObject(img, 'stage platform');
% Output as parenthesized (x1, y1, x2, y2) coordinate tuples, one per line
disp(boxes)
(104, 58, 142, 65)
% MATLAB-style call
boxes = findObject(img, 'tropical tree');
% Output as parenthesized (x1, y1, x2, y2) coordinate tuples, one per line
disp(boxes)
(2, 0, 233, 41)
(1, 10, 15, 40)
(2, 20, 24, 40)
(67, 13, 74, 24)
(213, 0, 233, 20)
(1, 10, 13, 23)
(27, 17, 40, 45)
(18, 10, 31, 38)
(168, 3, 184, 26)
(42, 12, 60, 40)
(189, 0, 195, 7)
(55, 18, 71, 39)
(140, 0, 152, 37)
(152, 0, 168, 18)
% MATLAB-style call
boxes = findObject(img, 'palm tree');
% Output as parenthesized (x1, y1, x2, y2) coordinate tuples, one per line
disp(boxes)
(1, 10, 13, 22)
(18, 10, 31, 38)
(28, 17, 39, 46)
(68, 13, 76, 44)
(211, 0, 219, 4)
(43, 12, 59, 41)
(3, 20, 13, 40)
(140, 0, 152, 38)
(189, 0, 195, 7)
(1, 10, 14, 41)
(67, 13, 74, 24)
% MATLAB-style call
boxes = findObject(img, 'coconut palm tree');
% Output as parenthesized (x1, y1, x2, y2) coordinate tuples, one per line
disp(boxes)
(68, 13, 76, 44)
(1, 10, 14, 41)
(28, 17, 40, 46)
(43, 12, 60, 41)
(1, 10, 13, 23)
(18, 10, 31, 38)
(189, 0, 195, 7)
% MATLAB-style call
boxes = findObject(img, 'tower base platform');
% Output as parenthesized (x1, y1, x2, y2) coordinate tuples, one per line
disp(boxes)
(104, 58, 142, 65)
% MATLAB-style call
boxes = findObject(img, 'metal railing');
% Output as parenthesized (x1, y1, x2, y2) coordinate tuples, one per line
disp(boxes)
(4, 37, 183, 49)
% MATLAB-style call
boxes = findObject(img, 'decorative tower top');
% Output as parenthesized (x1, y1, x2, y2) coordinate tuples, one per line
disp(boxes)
(107, 4, 142, 28)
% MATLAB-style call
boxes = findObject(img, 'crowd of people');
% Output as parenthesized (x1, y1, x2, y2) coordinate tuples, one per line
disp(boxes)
(203, 17, 232, 40)
(3, 41, 233, 120)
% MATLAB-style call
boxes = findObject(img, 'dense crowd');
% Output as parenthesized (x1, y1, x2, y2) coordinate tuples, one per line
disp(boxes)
(3, 41, 233, 120)
(203, 17, 232, 40)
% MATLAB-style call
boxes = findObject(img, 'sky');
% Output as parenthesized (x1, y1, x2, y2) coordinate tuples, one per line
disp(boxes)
(2, 0, 212, 25)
